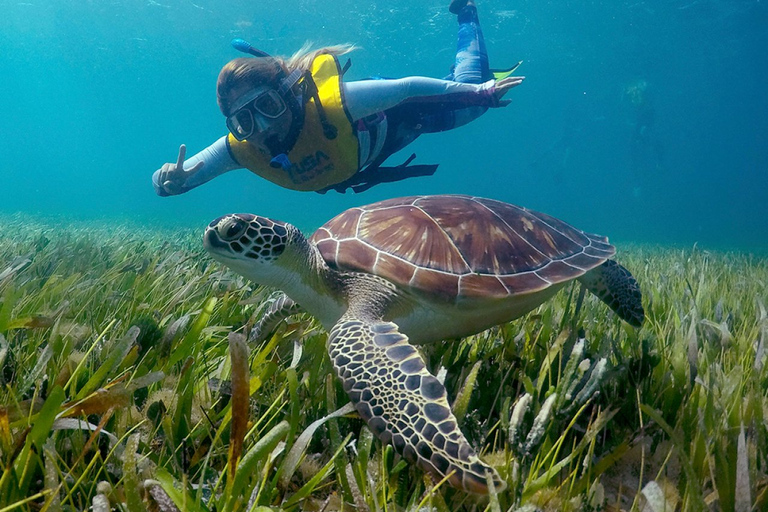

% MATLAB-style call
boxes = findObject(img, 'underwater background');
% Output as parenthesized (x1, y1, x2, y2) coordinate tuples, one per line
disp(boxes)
(0, 0, 766, 251)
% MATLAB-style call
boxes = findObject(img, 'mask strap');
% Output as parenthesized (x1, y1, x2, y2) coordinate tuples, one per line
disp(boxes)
(278, 69, 303, 96)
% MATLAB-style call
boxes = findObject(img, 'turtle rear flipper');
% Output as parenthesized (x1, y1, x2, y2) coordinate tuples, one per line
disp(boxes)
(579, 260, 644, 327)
(328, 315, 506, 494)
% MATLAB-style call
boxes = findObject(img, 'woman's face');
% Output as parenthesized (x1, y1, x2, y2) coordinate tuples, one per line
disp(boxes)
(225, 83, 294, 151)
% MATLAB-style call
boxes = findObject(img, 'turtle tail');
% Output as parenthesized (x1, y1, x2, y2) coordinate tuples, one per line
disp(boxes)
(578, 260, 644, 327)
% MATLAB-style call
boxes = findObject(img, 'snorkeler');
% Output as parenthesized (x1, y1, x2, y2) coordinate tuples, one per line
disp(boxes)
(153, 0, 524, 195)
(625, 79, 664, 178)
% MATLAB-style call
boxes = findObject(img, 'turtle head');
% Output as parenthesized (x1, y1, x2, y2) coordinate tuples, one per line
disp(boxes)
(203, 213, 306, 287)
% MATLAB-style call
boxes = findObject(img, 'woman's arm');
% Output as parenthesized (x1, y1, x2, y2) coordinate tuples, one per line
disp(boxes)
(342, 76, 522, 121)
(153, 137, 240, 196)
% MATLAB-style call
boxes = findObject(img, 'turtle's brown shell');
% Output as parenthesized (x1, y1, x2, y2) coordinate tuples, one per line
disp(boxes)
(309, 195, 615, 301)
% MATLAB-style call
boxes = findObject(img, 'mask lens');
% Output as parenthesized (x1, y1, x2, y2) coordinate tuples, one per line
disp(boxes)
(253, 90, 286, 118)
(227, 109, 255, 141)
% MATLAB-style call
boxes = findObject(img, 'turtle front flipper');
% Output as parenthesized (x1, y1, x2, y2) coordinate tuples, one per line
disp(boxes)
(328, 315, 505, 494)
(250, 293, 304, 342)
(579, 260, 645, 327)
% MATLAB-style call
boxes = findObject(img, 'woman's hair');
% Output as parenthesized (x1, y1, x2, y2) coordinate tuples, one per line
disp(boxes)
(216, 43, 357, 116)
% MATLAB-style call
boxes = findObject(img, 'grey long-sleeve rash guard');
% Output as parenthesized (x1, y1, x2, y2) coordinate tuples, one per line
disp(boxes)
(152, 77, 496, 196)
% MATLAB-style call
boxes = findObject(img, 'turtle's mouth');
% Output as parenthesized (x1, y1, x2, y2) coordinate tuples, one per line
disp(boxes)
(203, 227, 236, 255)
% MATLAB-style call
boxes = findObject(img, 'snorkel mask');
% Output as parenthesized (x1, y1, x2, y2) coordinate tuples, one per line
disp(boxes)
(225, 86, 290, 141)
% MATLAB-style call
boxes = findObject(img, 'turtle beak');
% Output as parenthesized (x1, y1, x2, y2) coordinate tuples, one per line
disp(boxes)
(203, 225, 229, 252)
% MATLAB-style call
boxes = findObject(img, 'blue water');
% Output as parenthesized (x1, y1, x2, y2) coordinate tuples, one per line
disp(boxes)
(1, 0, 766, 251)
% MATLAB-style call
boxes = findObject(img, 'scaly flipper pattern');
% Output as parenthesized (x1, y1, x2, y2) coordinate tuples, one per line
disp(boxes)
(579, 260, 645, 327)
(327, 315, 505, 493)
(250, 292, 304, 342)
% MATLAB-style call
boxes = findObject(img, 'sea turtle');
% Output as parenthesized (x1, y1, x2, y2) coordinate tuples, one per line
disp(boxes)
(203, 194, 644, 494)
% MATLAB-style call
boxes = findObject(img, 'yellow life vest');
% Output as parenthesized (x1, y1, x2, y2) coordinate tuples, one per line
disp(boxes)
(227, 54, 359, 191)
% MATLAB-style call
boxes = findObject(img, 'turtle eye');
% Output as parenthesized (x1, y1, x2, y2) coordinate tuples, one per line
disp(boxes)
(221, 217, 248, 241)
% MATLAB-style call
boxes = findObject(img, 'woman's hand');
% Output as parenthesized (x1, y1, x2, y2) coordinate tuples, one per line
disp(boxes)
(156, 144, 204, 195)
(493, 76, 525, 107)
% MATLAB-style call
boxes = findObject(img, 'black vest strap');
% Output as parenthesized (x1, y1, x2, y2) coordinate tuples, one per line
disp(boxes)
(302, 72, 338, 140)
(341, 58, 352, 76)
(316, 153, 438, 194)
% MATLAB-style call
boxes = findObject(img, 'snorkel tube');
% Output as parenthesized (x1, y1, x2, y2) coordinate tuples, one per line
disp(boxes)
(231, 38, 271, 58)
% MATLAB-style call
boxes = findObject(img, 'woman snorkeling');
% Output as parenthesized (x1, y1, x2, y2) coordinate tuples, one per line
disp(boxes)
(153, 0, 524, 195)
